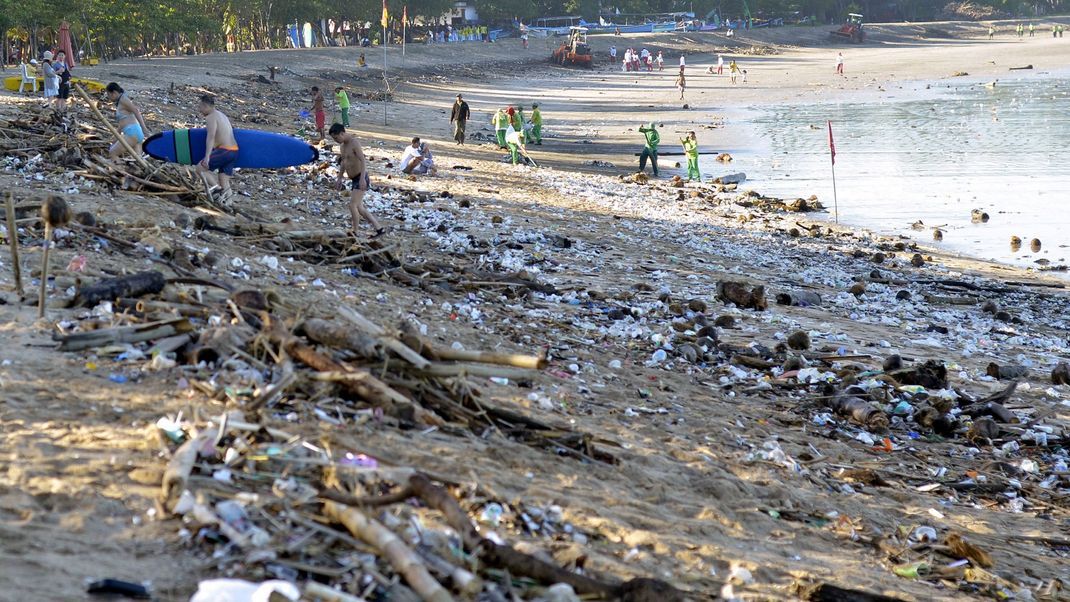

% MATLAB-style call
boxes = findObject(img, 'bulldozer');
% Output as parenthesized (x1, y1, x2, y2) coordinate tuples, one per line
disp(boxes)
(551, 26, 593, 68)
(830, 13, 865, 43)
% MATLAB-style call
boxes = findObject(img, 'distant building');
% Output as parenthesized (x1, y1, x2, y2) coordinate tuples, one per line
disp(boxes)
(450, 1, 478, 23)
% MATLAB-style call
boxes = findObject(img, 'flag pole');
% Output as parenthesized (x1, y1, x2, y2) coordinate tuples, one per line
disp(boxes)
(382, 0, 388, 127)
(828, 120, 839, 224)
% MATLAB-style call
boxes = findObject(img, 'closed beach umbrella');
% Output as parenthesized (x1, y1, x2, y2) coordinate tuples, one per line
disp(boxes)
(59, 21, 75, 66)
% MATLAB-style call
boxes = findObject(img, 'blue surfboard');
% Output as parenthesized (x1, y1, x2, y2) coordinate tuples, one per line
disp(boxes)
(143, 128, 319, 169)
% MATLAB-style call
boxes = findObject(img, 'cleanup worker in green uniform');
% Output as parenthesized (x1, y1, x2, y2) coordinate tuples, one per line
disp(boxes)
(335, 87, 351, 127)
(681, 130, 699, 181)
(530, 103, 543, 145)
(493, 108, 509, 148)
(513, 105, 526, 142)
(638, 122, 660, 177)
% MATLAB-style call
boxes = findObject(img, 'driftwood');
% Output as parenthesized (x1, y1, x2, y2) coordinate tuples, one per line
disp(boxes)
(717, 280, 767, 311)
(72, 271, 166, 308)
(323, 501, 453, 602)
(56, 317, 192, 352)
(405, 474, 685, 602)
(338, 306, 430, 369)
(830, 396, 889, 432)
(269, 326, 440, 426)
(802, 583, 906, 602)
(160, 427, 218, 513)
(299, 318, 379, 358)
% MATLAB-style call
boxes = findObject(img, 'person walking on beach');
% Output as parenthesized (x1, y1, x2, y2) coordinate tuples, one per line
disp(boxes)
(729, 60, 740, 84)
(53, 50, 72, 114)
(329, 124, 385, 237)
(676, 72, 686, 100)
(195, 95, 239, 205)
(1029, 23, 1035, 37)
(988, 26, 995, 39)
(105, 82, 148, 159)
(655, 51, 664, 71)
(836, 52, 844, 75)
(1017, 23, 1024, 38)
(679, 54, 686, 73)
(717, 53, 725, 75)
(335, 87, 351, 127)
(638, 122, 660, 177)
(530, 103, 543, 145)
(681, 130, 700, 181)
(39, 52, 59, 107)
(610, 45, 617, 61)
(450, 93, 470, 145)
(493, 107, 509, 148)
(310, 86, 326, 140)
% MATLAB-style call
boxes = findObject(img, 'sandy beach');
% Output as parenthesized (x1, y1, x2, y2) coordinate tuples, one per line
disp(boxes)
(1, 20, 1069, 601)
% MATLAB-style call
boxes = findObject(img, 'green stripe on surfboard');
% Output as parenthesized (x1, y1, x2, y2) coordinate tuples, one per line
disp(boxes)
(175, 129, 192, 165)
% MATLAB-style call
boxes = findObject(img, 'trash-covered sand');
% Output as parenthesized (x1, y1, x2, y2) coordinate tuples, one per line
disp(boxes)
(1, 24, 1069, 601)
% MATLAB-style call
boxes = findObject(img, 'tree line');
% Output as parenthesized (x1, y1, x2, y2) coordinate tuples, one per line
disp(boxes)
(2, 0, 1063, 63)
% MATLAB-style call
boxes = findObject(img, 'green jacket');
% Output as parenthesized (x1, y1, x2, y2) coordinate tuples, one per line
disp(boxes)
(639, 126, 660, 151)
(531, 108, 542, 126)
(681, 137, 698, 157)
(336, 90, 350, 109)
(494, 110, 509, 129)
(510, 112, 522, 130)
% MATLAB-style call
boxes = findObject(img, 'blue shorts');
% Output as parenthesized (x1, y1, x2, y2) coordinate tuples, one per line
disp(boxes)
(121, 123, 145, 143)
(208, 147, 239, 176)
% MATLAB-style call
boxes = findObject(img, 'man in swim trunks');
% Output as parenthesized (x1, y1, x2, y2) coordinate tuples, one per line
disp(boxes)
(329, 124, 385, 237)
(106, 82, 149, 158)
(195, 94, 239, 205)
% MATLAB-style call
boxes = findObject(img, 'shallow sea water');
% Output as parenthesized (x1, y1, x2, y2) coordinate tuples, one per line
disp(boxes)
(716, 73, 1070, 271)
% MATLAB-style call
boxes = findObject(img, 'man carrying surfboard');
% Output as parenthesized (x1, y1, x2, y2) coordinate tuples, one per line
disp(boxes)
(328, 124, 385, 238)
(195, 95, 239, 205)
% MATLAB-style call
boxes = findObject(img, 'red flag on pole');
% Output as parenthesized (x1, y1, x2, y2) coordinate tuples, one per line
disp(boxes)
(827, 120, 836, 165)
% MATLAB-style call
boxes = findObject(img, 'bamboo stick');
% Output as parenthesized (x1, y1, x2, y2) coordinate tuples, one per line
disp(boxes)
(37, 222, 52, 318)
(338, 306, 430, 369)
(323, 501, 453, 602)
(3, 192, 21, 295)
(429, 347, 546, 370)
(410, 363, 540, 380)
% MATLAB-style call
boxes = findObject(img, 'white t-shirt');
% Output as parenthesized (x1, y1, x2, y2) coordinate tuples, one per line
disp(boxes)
(505, 125, 522, 146)
(718, 56, 724, 66)
(679, 56, 685, 66)
(836, 55, 844, 66)
(400, 145, 422, 167)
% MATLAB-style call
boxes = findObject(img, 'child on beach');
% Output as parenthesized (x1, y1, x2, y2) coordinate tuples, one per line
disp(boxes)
(310, 86, 325, 139)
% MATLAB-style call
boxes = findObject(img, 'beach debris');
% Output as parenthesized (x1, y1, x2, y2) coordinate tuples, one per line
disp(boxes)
(1009, 65, 1034, 70)
(714, 172, 745, 184)
(986, 362, 1028, 380)
(970, 209, 990, 223)
(787, 330, 811, 350)
(86, 579, 151, 599)
(932, 228, 944, 241)
(1053, 362, 1070, 385)
(72, 271, 167, 308)
(189, 580, 300, 602)
(1010, 236, 1022, 251)
(717, 280, 767, 310)
(1030, 238, 1041, 252)
(38, 195, 72, 318)
(716, 153, 733, 163)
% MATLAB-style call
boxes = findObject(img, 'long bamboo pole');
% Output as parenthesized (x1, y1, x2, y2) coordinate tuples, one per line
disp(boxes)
(4, 192, 22, 295)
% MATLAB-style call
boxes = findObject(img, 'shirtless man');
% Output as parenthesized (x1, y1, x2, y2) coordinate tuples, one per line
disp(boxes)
(329, 124, 384, 237)
(195, 95, 239, 205)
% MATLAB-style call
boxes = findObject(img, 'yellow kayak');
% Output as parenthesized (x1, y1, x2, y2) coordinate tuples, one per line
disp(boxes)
(3, 76, 107, 94)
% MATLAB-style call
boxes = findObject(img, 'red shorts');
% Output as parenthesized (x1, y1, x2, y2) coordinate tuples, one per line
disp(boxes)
(315, 111, 325, 129)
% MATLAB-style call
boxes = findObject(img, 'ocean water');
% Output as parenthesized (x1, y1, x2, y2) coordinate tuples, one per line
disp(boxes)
(717, 74, 1070, 271)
